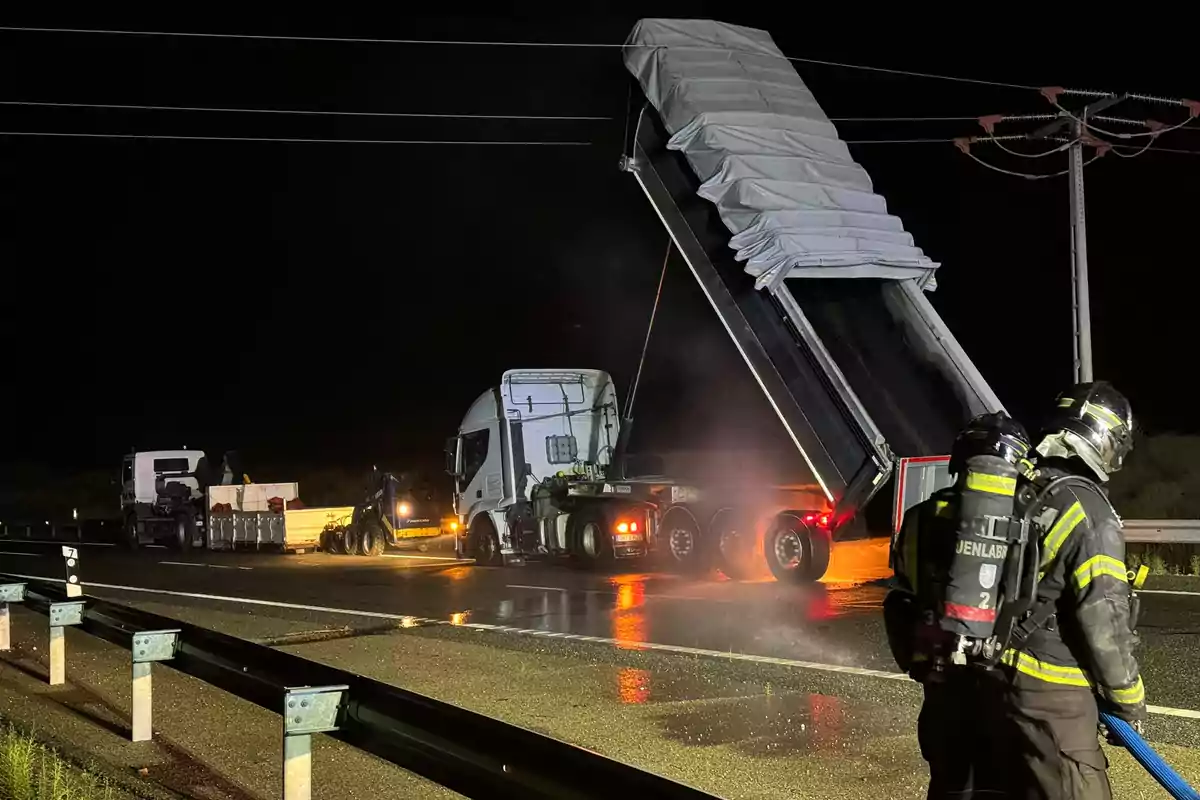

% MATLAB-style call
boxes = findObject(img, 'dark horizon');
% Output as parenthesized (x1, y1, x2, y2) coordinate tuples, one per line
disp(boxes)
(4, 11, 1196, 481)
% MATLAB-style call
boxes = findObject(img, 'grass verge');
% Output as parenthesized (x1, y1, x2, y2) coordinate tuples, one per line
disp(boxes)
(0, 724, 117, 800)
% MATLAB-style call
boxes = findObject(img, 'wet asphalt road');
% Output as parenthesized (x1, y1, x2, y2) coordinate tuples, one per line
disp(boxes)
(1, 537, 1199, 798)
(0, 536, 1197, 708)
(0, 537, 902, 670)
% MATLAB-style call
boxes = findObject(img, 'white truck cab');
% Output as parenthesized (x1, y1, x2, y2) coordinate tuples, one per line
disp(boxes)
(120, 449, 207, 549)
(453, 369, 619, 522)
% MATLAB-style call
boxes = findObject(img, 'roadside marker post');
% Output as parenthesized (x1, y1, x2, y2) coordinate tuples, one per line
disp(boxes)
(0, 583, 26, 651)
(62, 546, 81, 598)
(130, 629, 181, 742)
(47, 600, 84, 686)
(282, 685, 348, 800)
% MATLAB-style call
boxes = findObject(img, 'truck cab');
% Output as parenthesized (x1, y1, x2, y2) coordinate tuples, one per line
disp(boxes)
(447, 369, 647, 565)
(120, 449, 207, 549)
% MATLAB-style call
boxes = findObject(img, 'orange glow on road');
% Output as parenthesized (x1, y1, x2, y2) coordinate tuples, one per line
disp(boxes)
(820, 537, 892, 585)
(808, 693, 846, 751)
(610, 574, 647, 650)
(441, 566, 471, 582)
(617, 668, 651, 704)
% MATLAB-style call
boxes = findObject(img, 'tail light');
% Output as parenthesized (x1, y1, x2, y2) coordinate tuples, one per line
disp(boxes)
(614, 520, 641, 542)
(803, 513, 832, 529)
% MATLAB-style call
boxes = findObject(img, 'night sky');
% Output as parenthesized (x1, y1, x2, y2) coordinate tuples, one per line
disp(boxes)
(3, 10, 1197, 481)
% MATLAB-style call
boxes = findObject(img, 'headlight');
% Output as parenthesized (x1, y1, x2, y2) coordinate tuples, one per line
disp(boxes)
(397, 502, 411, 517)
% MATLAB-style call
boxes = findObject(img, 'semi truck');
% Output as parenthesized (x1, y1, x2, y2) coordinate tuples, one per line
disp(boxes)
(119, 449, 319, 551)
(446, 18, 1005, 582)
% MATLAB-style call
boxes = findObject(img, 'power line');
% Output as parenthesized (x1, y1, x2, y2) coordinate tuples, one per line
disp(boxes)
(0, 99, 611, 121)
(7, 26, 1196, 109)
(841, 136, 1200, 156)
(0, 25, 1041, 92)
(0, 102, 1002, 125)
(0, 131, 592, 145)
(830, 115, 994, 123)
(0, 25, 623, 48)
(1, 102, 1053, 126)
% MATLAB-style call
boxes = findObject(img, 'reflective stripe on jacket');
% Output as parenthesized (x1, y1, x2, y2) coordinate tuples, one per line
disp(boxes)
(1006, 466, 1145, 717)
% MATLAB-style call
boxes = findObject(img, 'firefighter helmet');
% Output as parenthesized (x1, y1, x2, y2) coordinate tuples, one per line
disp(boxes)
(948, 412, 1033, 479)
(1035, 381, 1135, 481)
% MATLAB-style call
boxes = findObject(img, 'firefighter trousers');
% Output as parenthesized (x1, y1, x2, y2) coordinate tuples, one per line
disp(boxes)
(1001, 680, 1112, 800)
(919, 671, 1110, 799)
(918, 670, 1007, 798)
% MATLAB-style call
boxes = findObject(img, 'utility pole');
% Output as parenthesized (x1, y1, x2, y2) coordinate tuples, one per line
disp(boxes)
(1068, 117, 1092, 383)
(1031, 95, 1123, 384)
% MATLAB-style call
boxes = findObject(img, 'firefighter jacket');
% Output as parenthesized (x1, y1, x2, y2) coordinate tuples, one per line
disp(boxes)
(1003, 464, 1145, 721)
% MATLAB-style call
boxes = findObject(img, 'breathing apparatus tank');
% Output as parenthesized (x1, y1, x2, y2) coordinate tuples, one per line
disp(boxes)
(939, 413, 1035, 665)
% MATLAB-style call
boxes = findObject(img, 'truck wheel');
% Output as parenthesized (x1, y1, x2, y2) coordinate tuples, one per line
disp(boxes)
(658, 506, 704, 574)
(806, 525, 831, 581)
(321, 527, 340, 554)
(123, 516, 141, 551)
(709, 507, 753, 580)
(343, 527, 363, 556)
(568, 506, 611, 568)
(361, 526, 385, 557)
(470, 516, 501, 566)
(173, 513, 196, 552)
(764, 512, 829, 583)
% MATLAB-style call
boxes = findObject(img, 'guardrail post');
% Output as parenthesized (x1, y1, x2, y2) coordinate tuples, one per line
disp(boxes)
(130, 629, 181, 742)
(281, 684, 347, 800)
(47, 601, 85, 686)
(62, 546, 81, 598)
(0, 584, 27, 651)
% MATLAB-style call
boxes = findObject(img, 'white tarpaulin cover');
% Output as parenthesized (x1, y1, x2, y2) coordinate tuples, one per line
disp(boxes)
(624, 19, 939, 287)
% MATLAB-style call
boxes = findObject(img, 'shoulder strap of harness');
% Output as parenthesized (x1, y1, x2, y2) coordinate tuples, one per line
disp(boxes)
(1005, 474, 1117, 651)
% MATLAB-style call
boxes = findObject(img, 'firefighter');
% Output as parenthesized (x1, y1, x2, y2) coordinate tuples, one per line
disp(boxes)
(996, 381, 1144, 799)
(886, 411, 1034, 798)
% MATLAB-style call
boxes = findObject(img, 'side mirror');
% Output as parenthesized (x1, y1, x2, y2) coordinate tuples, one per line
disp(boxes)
(444, 437, 461, 477)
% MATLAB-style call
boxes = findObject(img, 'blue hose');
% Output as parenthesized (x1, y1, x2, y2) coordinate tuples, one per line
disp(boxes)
(1100, 712, 1200, 800)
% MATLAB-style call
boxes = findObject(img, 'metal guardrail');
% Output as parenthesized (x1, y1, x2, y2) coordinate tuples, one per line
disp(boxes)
(1124, 520, 1200, 545)
(0, 552, 718, 800)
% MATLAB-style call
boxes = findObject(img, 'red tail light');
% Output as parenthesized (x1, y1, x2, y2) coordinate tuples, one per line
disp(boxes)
(819, 513, 830, 528)
(630, 521, 639, 532)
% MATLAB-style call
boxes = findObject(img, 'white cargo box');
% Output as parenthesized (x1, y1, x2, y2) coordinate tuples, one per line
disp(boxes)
(207, 482, 299, 511)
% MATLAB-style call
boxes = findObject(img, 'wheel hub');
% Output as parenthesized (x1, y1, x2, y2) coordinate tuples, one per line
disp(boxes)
(668, 527, 695, 560)
(773, 528, 804, 569)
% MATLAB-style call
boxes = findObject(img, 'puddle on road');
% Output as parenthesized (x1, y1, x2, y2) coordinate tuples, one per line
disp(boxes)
(655, 690, 915, 757)
(611, 667, 775, 705)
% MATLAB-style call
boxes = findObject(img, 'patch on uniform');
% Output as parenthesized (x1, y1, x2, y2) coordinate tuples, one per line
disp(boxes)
(979, 563, 998, 589)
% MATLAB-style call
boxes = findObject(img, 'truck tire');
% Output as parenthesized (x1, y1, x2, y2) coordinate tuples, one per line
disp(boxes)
(321, 527, 340, 554)
(657, 505, 704, 574)
(764, 512, 830, 583)
(343, 527, 363, 556)
(470, 515, 501, 566)
(708, 507, 753, 580)
(360, 525, 385, 557)
(173, 513, 196, 552)
(568, 505, 611, 568)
